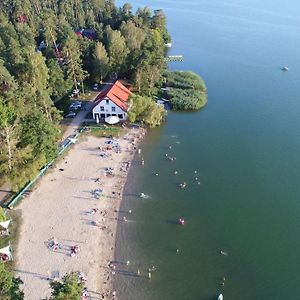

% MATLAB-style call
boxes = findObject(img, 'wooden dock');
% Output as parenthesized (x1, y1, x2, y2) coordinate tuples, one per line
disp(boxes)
(165, 55, 184, 62)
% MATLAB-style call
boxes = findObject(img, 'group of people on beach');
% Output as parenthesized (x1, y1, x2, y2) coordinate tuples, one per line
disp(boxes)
(41, 127, 146, 300)
(94, 128, 146, 298)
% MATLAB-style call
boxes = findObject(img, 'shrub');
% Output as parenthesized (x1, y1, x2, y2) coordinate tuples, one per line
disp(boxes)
(128, 95, 166, 127)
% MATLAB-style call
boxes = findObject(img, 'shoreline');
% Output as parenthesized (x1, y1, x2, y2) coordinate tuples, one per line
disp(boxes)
(15, 126, 146, 300)
(113, 139, 143, 295)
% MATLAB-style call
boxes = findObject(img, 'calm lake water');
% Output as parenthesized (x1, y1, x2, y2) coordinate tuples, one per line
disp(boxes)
(115, 1, 300, 299)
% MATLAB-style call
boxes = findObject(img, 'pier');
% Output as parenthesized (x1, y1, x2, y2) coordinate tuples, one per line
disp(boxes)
(165, 55, 184, 62)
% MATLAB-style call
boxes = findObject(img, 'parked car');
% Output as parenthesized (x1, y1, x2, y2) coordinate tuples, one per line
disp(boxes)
(73, 89, 80, 94)
(69, 101, 82, 110)
(93, 83, 99, 90)
(69, 104, 81, 110)
(70, 105, 80, 110)
(65, 112, 76, 118)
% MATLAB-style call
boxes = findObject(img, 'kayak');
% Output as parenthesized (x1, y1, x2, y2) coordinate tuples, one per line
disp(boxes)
(218, 294, 223, 300)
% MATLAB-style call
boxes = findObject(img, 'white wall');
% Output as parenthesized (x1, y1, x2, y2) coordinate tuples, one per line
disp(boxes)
(92, 97, 127, 121)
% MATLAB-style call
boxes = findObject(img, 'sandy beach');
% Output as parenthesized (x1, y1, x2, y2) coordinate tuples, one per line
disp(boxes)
(15, 127, 145, 300)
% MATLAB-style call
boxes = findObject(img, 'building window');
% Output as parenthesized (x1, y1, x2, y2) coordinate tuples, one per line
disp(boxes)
(118, 114, 123, 119)
(112, 106, 116, 112)
(100, 106, 104, 111)
(106, 99, 109, 105)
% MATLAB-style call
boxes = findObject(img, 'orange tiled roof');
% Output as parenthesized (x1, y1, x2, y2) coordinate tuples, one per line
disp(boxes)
(95, 80, 132, 112)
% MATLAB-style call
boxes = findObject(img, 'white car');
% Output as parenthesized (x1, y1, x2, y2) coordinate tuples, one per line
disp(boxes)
(65, 112, 76, 118)
(73, 89, 80, 94)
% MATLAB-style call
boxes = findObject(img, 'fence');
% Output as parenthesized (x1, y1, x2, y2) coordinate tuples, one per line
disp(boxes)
(6, 125, 122, 208)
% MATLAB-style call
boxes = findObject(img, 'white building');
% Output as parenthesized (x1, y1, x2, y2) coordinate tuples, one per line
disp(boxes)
(92, 80, 132, 123)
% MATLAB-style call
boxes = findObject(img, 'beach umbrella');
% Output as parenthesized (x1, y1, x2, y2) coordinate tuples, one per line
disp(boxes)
(0, 220, 11, 229)
(105, 116, 120, 125)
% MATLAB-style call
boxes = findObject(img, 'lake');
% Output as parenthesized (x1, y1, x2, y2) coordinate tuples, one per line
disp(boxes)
(115, 1, 300, 299)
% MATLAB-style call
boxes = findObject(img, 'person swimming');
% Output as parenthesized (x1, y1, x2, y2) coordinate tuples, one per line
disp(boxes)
(179, 182, 187, 188)
(178, 218, 185, 225)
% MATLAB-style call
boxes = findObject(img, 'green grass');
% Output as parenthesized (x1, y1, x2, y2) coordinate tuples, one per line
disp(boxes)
(84, 126, 124, 138)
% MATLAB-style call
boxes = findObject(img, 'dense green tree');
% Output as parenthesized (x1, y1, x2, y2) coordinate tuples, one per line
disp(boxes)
(92, 42, 109, 82)
(136, 7, 152, 27)
(101, 0, 120, 27)
(0, 101, 20, 173)
(5, 37, 24, 77)
(50, 272, 83, 300)
(15, 24, 36, 49)
(0, 0, 171, 188)
(128, 94, 166, 127)
(22, 49, 54, 121)
(56, 14, 74, 45)
(122, 3, 133, 19)
(63, 35, 88, 92)
(134, 29, 166, 94)
(20, 111, 59, 160)
(105, 26, 129, 75)
(88, 0, 105, 23)
(0, 263, 24, 300)
(40, 8, 58, 48)
(120, 20, 145, 51)
(0, 60, 17, 96)
(47, 59, 72, 99)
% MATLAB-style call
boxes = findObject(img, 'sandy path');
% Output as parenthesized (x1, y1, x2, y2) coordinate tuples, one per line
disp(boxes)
(15, 128, 145, 300)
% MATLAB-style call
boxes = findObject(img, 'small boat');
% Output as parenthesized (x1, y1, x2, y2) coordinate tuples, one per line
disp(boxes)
(217, 294, 223, 300)
(281, 66, 289, 71)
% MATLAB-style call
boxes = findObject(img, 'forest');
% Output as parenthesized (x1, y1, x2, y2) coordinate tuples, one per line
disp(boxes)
(0, 0, 170, 191)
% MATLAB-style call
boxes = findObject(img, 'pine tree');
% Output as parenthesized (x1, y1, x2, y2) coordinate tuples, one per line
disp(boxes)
(50, 272, 83, 300)
(92, 42, 109, 83)
(63, 35, 88, 92)
(47, 59, 72, 99)
(105, 26, 129, 76)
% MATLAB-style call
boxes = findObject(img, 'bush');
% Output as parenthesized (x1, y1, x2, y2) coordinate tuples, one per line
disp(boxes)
(0, 207, 6, 222)
(128, 95, 166, 127)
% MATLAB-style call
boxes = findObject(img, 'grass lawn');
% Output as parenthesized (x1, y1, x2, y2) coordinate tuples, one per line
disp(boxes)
(85, 125, 124, 138)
